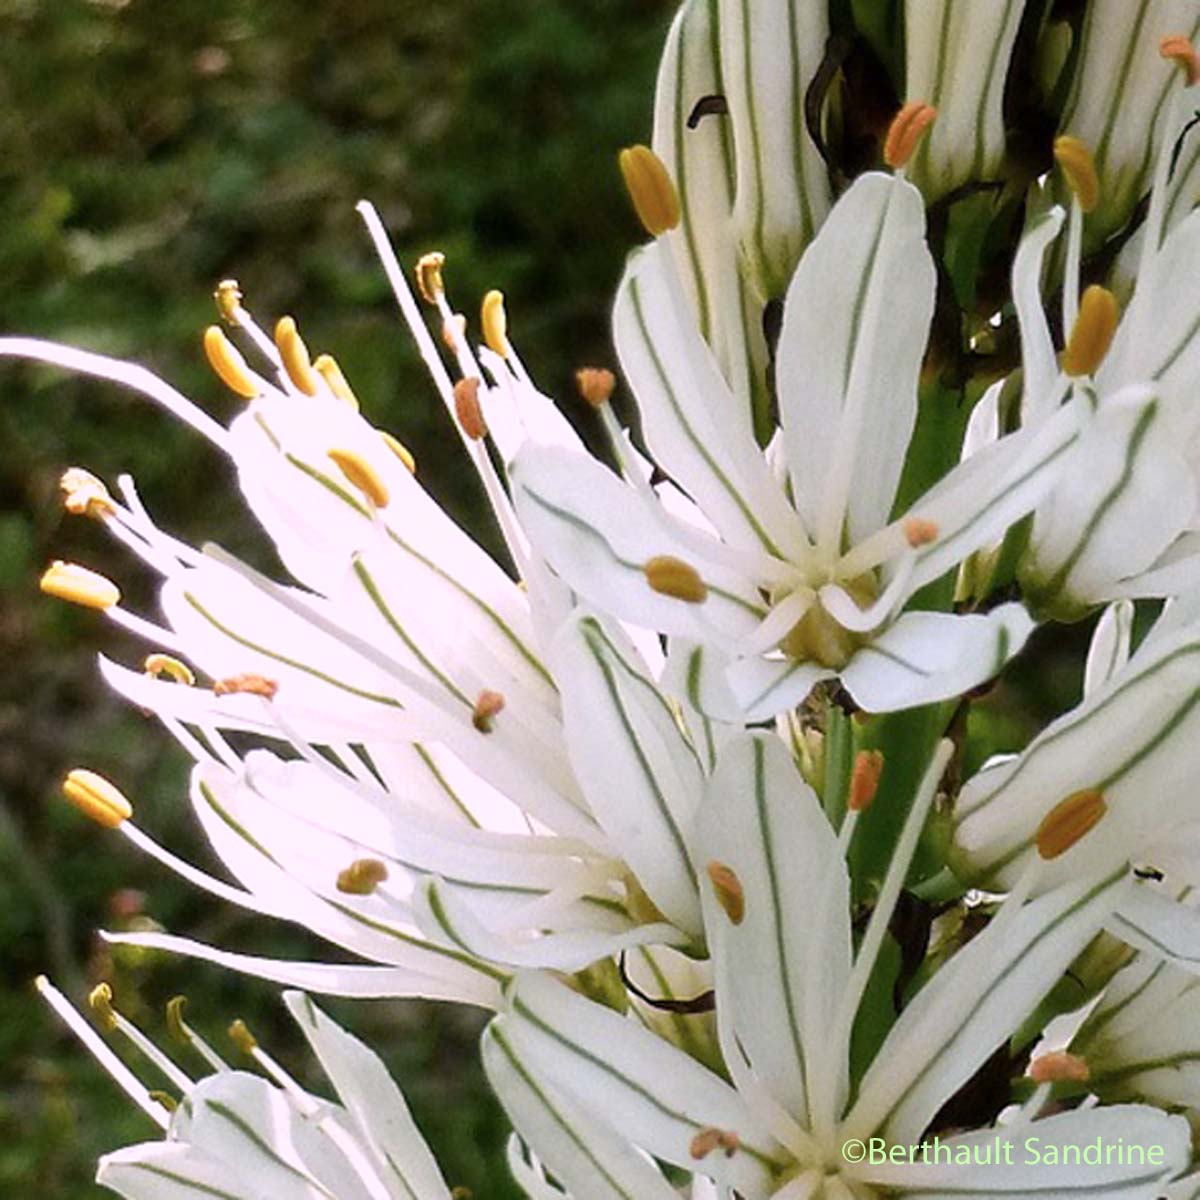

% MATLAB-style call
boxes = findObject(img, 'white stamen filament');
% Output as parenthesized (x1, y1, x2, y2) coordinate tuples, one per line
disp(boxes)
(36, 976, 169, 1130)
(1062, 197, 1083, 338)
(745, 589, 816, 656)
(111, 1009, 195, 1094)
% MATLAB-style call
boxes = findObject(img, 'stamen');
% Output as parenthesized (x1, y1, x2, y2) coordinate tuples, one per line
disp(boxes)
(328, 447, 391, 508)
(1029, 1050, 1090, 1084)
(848, 750, 884, 813)
(1053, 136, 1100, 213)
(1062, 286, 1120, 377)
(415, 252, 446, 304)
(481, 290, 510, 358)
(60, 468, 116, 518)
(89, 982, 118, 1032)
(211, 674, 279, 700)
(148, 1091, 178, 1113)
(203, 325, 259, 399)
(706, 860, 745, 925)
(62, 768, 132, 828)
(166, 995, 229, 1072)
(618, 144, 681, 236)
(902, 517, 939, 548)
(454, 377, 488, 441)
(472, 689, 506, 733)
(689, 1127, 741, 1159)
(883, 101, 938, 169)
(213, 279, 243, 324)
(40, 561, 120, 610)
(313, 354, 361, 411)
(336, 857, 390, 895)
(36, 976, 168, 1130)
(274, 316, 320, 396)
(1036, 788, 1106, 859)
(1161, 34, 1200, 86)
(228, 1018, 258, 1057)
(575, 367, 616, 408)
(643, 555, 707, 604)
(144, 653, 196, 686)
(379, 430, 417, 474)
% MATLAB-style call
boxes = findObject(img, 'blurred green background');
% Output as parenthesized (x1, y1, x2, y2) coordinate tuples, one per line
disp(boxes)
(0, 1, 677, 1193)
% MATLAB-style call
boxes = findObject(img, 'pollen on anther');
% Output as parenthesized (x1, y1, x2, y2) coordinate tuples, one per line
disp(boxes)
(883, 101, 938, 169)
(274, 316, 320, 397)
(415, 252, 446, 305)
(1053, 136, 1100, 213)
(204, 326, 259, 400)
(1036, 788, 1106, 860)
(328, 447, 391, 508)
(643, 555, 707, 604)
(1029, 1050, 1090, 1085)
(1161, 34, 1200, 86)
(902, 517, 939, 548)
(618, 144, 681, 236)
(481, 291, 510, 357)
(473, 689, 505, 733)
(336, 858, 390, 895)
(706, 860, 745, 925)
(454, 377, 488, 441)
(144, 653, 196, 686)
(576, 367, 616, 409)
(212, 674, 279, 700)
(848, 750, 884, 812)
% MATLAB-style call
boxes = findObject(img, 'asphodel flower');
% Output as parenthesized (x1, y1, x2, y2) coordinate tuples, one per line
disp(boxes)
(37, 978, 477, 1199)
(1016, 53, 1200, 617)
(4, 205, 726, 1001)
(481, 733, 1188, 1199)
(513, 110, 1081, 722)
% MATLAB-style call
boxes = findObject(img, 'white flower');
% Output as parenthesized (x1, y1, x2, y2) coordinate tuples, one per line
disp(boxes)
(7, 203, 720, 999)
(480, 732, 1188, 1199)
(952, 597, 1200, 898)
(36, 978, 462, 1200)
(512, 159, 1078, 721)
(1016, 53, 1200, 616)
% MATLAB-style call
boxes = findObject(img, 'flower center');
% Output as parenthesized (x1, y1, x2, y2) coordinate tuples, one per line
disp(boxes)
(781, 574, 877, 669)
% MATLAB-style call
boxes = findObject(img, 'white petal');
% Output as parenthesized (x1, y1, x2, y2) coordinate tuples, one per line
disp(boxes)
(284, 992, 450, 1199)
(502, 972, 784, 1196)
(846, 871, 1129, 1144)
(776, 172, 934, 546)
(483, 1022, 683, 1200)
(842, 605, 1033, 714)
(101, 930, 502, 1008)
(1083, 600, 1135, 698)
(97, 1142, 265, 1200)
(699, 733, 851, 1125)
(511, 445, 764, 641)
(553, 612, 705, 933)
(724, 655, 832, 722)
(1011, 206, 1065, 422)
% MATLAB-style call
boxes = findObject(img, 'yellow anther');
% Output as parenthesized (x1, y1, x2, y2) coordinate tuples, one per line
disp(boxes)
(380, 431, 417, 474)
(575, 367, 617, 409)
(415, 252, 446, 305)
(643, 555, 707, 604)
(228, 1018, 258, 1056)
(213, 279, 243, 324)
(472, 689, 506, 733)
(203, 325, 259, 400)
(60, 468, 116, 519)
(1036, 788, 1106, 860)
(1053, 136, 1100, 213)
(481, 290, 510, 357)
(706, 860, 745, 925)
(211, 673, 279, 700)
(336, 858, 390, 895)
(441, 313, 468, 352)
(1062, 285, 1120, 377)
(883, 101, 938, 169)
(618, 144, 681, 236)
(144, 653, 196, 686)
(149, 1090, 178, 1113)
(274, 316, 320, 397)
(454, 377, 488, 441)
(62, 768, 133, 828)
(1161, 34, 1200, 86)
(1029, 1050, 1090, 1085)
(165, 995, 190, 1046)
(848, 749, 885, 813)
(88, 982, 118, 1032)
(902, 517, 939, 548)
(312, 354, 360, 412)
(40, 561, 120, 610)
(328, 447, 391, 508)
(689, 1127, 741, 1160)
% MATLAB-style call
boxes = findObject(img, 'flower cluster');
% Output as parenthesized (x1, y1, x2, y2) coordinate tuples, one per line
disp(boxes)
(16, 2, 1200, 1198)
